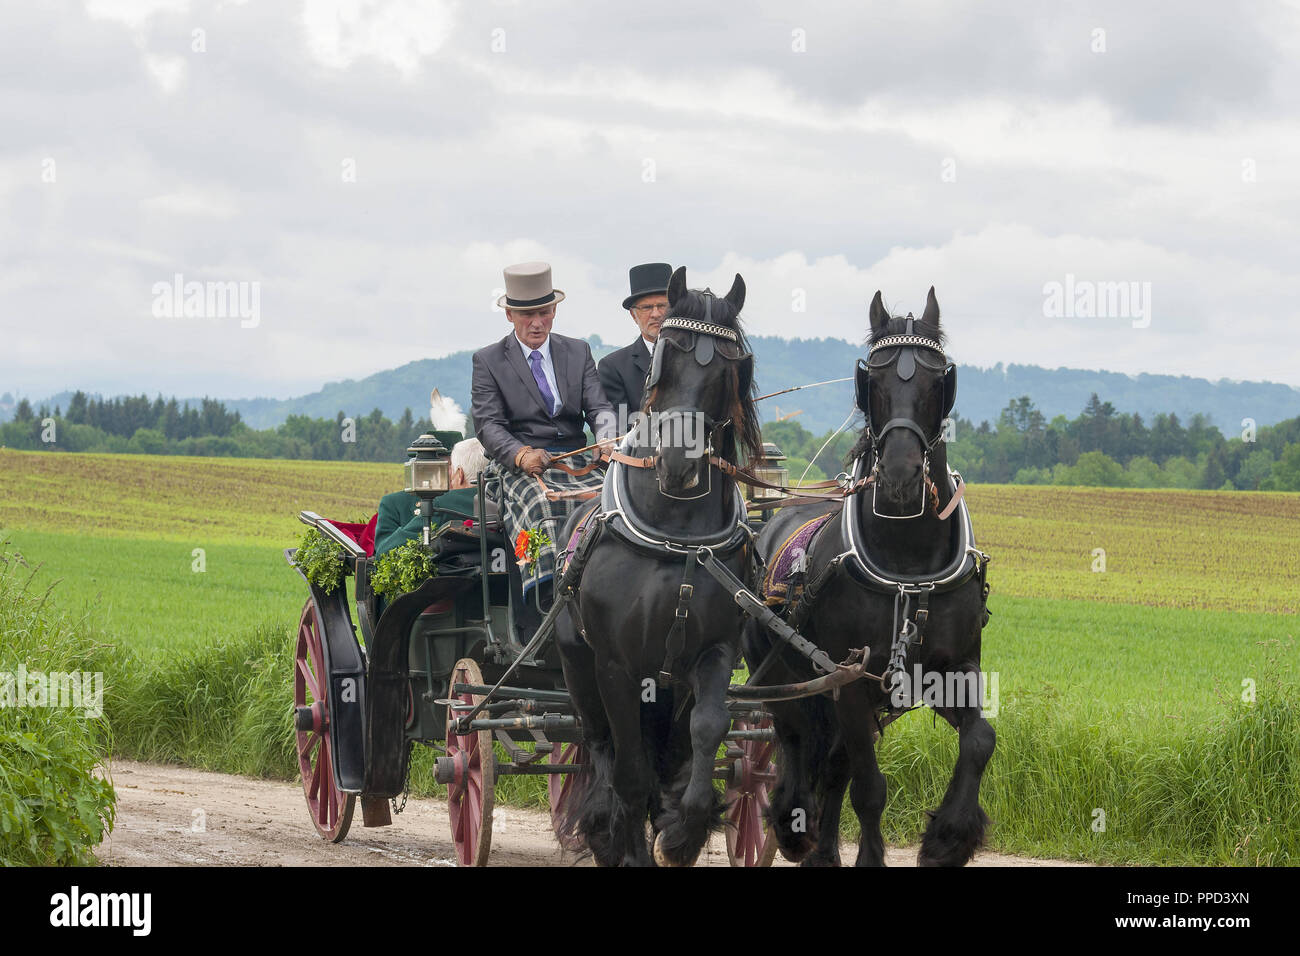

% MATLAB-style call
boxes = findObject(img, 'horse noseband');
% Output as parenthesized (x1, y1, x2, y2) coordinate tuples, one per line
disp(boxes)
(648, 405, 725, 501)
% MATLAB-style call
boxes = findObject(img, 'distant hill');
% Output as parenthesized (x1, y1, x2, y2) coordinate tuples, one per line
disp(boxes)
(12, 335, 1300, 436)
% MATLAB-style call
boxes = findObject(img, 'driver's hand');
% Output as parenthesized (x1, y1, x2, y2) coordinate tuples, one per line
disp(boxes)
(521, 448, 551, 476)
(597, 438, 615, 462)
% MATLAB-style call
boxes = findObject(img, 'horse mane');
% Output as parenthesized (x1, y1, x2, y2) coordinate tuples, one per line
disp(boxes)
(644, 286, 763, 465)
(849, 303, 948, 464)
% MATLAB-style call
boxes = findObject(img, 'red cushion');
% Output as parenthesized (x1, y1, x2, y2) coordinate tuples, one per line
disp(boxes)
(330, 514, 378, 557)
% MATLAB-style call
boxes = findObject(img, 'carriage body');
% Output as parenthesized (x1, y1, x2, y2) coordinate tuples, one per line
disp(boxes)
(285, 475, 777, 865)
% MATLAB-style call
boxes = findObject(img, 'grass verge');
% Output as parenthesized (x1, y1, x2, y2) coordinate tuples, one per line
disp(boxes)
(0, 549, 116, 866)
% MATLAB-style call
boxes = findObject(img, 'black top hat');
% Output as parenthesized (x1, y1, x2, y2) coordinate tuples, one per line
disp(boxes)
(622, 262, 673, 310)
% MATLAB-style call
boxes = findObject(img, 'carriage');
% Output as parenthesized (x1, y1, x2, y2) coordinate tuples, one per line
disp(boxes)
(283, 434, 787, 867)
(283, 280, 989, 868)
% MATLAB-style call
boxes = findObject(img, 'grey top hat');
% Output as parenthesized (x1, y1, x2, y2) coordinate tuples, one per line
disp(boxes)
(622, 262, 673, 310)
(497, 261, 566, 311)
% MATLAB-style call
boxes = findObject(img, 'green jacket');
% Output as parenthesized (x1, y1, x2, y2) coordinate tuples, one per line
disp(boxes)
(374, 488, 480, 556)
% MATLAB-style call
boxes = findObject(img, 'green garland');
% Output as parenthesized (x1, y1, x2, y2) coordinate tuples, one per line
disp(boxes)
(370, 540, 437, 599)
(292, 527, 347, 594)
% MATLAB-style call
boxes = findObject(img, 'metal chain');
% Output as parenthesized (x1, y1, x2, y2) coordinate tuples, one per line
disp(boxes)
(391, 746, 412, 815)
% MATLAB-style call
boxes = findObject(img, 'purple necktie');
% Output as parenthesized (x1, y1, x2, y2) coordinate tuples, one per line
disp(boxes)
(529, 350, 557, 416)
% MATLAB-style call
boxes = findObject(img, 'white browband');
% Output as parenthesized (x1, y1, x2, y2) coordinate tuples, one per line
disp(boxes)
(869, 334, 945, 358)
(660, 317, 740, 342)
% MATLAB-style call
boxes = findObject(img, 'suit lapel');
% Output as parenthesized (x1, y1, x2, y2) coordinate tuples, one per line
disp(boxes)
(503, 334, 552, 417)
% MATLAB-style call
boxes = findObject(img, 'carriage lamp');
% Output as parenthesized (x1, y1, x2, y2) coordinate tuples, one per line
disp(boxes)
(748, 442, 789, 503)
(404, 433, 451, 500)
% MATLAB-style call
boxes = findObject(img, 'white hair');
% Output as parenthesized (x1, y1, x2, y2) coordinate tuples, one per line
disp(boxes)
(450, 437, 488, 481)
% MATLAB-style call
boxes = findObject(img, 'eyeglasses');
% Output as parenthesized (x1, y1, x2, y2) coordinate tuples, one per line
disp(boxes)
(632, 302, 669, 316)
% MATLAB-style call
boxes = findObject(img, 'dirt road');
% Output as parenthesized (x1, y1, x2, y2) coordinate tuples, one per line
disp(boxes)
(95, 760, 1085, 867)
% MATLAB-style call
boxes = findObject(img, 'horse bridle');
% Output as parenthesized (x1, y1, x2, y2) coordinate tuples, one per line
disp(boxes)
(855, 314, 957, 519)
(623, 292, 752, 501)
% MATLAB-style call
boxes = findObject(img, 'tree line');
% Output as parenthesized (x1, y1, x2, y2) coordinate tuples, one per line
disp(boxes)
(5, 389, 1299, 491)
(2, 392, 429, 463)
(765, 392, 1300, 491)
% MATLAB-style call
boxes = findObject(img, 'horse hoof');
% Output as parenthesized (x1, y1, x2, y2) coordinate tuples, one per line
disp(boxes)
(652, 831, 700, 868)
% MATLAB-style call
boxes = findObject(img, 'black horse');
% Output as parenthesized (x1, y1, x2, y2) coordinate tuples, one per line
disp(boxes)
(744, 287, 994, 866)
(553, 266, 763, 866)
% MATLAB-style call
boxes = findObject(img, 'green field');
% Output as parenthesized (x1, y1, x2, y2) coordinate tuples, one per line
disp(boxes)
(2, 448, 1297, 864)
(4, 532, 306, 654)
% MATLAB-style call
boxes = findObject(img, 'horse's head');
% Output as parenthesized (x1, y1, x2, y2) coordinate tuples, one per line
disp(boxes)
(851, 287, 955, 517)
(642, 266, 761, 499)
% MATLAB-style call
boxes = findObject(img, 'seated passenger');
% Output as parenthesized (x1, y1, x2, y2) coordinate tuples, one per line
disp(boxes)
(375, 437, 489, 556)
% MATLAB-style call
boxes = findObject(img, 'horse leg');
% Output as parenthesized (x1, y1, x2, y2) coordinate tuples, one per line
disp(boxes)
(801, 737, 850, 867)
(652, 642, 732, 866)
(919, 692, 995, 867)
(764, 699, 819, 863)
(837, 685, 887, 867)
(553, 621, 617, 862)
(596, 658, 655, 867)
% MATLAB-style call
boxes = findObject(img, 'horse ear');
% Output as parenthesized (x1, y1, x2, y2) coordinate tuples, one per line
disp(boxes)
(869, 290, 890, 337)
(667, 266, 687, 307)
(725, 273, 745, 313)
(922, 286, 940, 327)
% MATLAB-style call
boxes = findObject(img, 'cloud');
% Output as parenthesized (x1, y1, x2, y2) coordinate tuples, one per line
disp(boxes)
(2, 0, 1299, 402)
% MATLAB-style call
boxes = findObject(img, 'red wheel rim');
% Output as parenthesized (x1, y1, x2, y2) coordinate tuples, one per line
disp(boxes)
(548, 741, 588, 851)
(294, 600, 355, 842)
(724, 717, 778, 867)
(444, 659, 494, 866)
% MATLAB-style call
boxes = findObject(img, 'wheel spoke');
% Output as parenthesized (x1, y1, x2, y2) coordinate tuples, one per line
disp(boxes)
(298, 730, 320, 760)
(297, 657, 321, 699)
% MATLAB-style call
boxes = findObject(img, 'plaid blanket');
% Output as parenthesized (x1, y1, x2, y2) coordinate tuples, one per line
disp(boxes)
(483, 455, 606, 593)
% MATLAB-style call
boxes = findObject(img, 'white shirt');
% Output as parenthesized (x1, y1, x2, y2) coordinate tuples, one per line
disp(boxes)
(642, 336, 656, 357)
(515, 334, 562, 415)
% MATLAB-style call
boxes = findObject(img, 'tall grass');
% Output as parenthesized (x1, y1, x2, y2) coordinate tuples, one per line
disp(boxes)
(0, 550, 116, 866)
(872, 660, 1298, 865)
(103, 626, 298, 779)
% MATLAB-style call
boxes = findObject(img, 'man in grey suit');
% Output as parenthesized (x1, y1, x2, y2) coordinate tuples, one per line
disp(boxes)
(471, 262, 617, 610)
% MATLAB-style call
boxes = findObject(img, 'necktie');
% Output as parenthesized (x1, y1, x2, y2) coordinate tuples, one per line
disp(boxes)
(529, 350, 557, 416)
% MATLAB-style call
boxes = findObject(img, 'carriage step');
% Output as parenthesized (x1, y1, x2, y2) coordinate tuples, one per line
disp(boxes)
(361, 795, 392, 828)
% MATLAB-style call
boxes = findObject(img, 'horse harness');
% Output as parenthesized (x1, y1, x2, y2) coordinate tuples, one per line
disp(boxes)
(775, 454, 991, 727)
(555, 308, 867, 706)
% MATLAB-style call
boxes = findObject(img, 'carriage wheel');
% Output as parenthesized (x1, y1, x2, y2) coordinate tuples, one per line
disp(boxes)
(547, 741, 588, 851)
(445, 658, 495, 866)
(294, 599, 355, 843)
(724, 716, 778, 867)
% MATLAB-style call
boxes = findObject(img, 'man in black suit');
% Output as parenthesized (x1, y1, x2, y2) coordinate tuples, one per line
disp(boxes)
(598, 262, 672, 429)
(471, 262, 616, 604)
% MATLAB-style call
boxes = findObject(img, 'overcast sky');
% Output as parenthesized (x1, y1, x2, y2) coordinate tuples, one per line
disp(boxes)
(4, 0, 1299, 402)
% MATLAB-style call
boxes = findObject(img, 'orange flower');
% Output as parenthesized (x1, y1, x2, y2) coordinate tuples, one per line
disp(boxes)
(514, 530, 530, 559)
